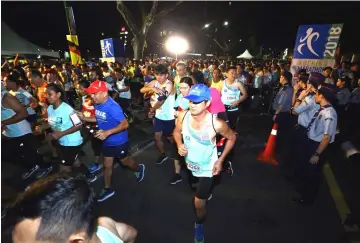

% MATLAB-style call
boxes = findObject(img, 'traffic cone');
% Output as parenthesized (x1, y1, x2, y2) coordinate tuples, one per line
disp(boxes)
(257, 123, 278, 166)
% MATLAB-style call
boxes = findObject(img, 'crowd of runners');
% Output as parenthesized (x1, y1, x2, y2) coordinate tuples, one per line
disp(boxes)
(1, 56, 360, 242)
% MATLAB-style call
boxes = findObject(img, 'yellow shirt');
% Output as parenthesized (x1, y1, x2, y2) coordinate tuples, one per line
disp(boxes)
(210, 80, 223, 92)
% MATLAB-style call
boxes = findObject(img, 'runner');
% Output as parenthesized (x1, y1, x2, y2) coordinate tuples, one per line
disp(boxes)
(170, 76, 193, 184)
(174, 62, 188, 95)
(140, 64, 176, 165)
(77, 80, 145, 202)
(173, 84, 236, 243)
(35, 83, 96, 183)
(114, 68, 134, 124)
(209, 68, 223, 92)
(1, 82, 52, 180)
(11, 174, 138, 243)
(219, 66, 248, 131)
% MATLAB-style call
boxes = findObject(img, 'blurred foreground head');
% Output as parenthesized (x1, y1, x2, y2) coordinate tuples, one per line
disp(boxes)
(10, 174, 97, 243)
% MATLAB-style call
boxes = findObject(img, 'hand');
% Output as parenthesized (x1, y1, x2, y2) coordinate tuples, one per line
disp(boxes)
(294, 83, 300, 92)
(177, 143, 188, 157)
(298, 89, 310, 100)
(230, 101, 238, 108)
(74, 111, 85, 120)
(50, 131, 63, 140)
(309, 155, 319, 164)
(273, 114, 277, 122)
(94, 130, 110, 140)
(212, 159, 224, 176)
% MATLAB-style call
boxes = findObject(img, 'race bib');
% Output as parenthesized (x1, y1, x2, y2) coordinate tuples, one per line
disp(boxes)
(187, 161, 202, 172)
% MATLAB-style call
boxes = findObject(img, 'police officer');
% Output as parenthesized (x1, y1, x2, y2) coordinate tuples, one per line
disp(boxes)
(287, 73, 324, 179)
(272, 70, 294, 156)
(292, 83, 338, 206)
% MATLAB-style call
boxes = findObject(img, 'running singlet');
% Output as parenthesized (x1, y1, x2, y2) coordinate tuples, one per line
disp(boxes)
(175, 93, 190, 111)
(96, 226, 124, 243)
(116, 78, 131, 100)
(47, 102, 83, 146)
(221, 80, 241, 111)
(150, 80, 175, 121)
(82, 96, 95, 117)
(210, 80, 223, 92)
(182, 112, 218, 178)
(1, 91, 32, 137)
(95, 97, 128, 146)
(9, 88, 36, 115)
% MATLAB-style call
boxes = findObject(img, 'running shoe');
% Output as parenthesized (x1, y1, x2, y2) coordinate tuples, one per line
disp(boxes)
(86, 174, 97, 183)
(88, 163, 102, 174)
(97, 188, 115, 202)
(194, 223, 205, 243)
(225, 161, 234, 177)
(156, 154, 168, 165)
(170, 174, 182, 185)
(135, 164, 145, 183)
(35, 166, 53, 179)
(22, 165, 39, 179)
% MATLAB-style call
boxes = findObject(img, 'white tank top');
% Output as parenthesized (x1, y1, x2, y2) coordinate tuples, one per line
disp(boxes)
(151, 80, 175, 121)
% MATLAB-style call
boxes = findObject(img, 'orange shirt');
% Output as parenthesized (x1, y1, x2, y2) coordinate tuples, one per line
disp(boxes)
(37, 82, 48, 115)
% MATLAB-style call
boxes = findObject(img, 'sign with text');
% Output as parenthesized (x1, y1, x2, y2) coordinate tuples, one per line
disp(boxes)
(290, 23, 343, 76)
(100, 38, 125, 59)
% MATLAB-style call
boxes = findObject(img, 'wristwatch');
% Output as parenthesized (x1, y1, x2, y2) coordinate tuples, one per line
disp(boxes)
(314, 152, 320, 156)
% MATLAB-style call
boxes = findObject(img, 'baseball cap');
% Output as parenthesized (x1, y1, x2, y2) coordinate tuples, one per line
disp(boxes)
(184, 84, 211, 103)
(84, 80, 108, 94)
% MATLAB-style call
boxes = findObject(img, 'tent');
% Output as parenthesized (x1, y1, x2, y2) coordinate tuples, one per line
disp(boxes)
(236, 49, 254, 59)
(1, 21, 60, 58)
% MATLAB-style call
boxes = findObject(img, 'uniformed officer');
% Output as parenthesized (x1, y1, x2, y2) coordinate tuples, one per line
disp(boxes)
(272, 71, 294, 155)
(335, 75, 351, 132)
(292, 83, 338, 206)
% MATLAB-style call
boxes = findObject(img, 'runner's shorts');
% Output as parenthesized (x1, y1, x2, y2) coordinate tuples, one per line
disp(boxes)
(195, 177, 214, 200)
(153, 118, 175, 137)
(57, 145, 82, 166)
(102, 142, 130, 160)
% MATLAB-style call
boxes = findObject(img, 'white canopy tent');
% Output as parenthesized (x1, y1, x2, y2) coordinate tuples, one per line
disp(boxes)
(236, 49, 254, 59)
(1, 21, 60, 58)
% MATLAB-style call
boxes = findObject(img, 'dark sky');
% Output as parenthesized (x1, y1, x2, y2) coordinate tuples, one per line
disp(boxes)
(2, 1, 360, 57)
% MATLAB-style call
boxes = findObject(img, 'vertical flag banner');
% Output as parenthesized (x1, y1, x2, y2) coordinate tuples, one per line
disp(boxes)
(67, 35, 83, 65)
(290, 23, 343, 76)
(100, 38, 125, 63)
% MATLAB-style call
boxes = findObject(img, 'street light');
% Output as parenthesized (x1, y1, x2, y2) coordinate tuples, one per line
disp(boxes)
(224, 21, 228, 26)
(165, 36, 189, 60)
(204, 23, 210, 28)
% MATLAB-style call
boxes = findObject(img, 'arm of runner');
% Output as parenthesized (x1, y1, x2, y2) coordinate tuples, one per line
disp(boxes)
(75, 110, 97, 123)
(95, 106, 129, 140)
(150, 81, 173, 113)
(1, 93, 28, 126)
(214, 118, 236, 164)
(140, 80, 156, 93)
(237, 82, 248, 104)
(173, 111, 188, 156)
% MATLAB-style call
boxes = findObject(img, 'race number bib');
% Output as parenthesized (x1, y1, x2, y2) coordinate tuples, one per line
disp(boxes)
(187, 161, 202, 172)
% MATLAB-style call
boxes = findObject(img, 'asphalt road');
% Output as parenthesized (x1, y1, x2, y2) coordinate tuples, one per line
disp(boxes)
(1, 110, 355, 243)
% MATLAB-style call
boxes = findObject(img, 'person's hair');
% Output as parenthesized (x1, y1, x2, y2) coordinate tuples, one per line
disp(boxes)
(6, 74, 18, 83)
(31, 69, 42, 79)
(90, 67, 103, 80)
(79, 79, 90, 89)
(46, 83, 66, 102)
(226, 66, 236, 72)
(176, 62, 186, 70)
(154, 64, 168, 75)
(8, 174, 97, 242)
(323, 66, 332, 72)
(179, 77, 193, 87)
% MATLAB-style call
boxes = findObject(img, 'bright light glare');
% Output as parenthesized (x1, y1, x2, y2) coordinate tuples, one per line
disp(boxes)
(165, 36, 189, 55)
(204, 23, 210, 28)
(224, 21, 228, 26)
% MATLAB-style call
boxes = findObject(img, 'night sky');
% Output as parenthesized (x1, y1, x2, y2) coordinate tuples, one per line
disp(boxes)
(2, 1, 360, 58)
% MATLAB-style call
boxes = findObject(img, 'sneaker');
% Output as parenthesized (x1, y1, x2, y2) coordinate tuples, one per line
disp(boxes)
(225, 161, 234, 177)
(22, 165, 40, 179)
(194, 223, 205, 243)
(170, 174, 182, 185)
(97, 188, 115, 202)
(35, 166, 53, 179)
(156, 154, 168, 165)
(135, 164, 145, 183)
(88, 163, 102, 174)
(207, 193, 213, 201)
(86, 174, 97, 183)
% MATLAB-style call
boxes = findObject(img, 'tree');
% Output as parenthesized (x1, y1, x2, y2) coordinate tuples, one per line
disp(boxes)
(116, 0, 182, 60)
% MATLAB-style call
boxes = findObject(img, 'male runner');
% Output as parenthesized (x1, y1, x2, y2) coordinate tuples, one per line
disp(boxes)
(173, 84, 236, 243)
(77, 80, 145, 202)
(140, 64, 176, 164)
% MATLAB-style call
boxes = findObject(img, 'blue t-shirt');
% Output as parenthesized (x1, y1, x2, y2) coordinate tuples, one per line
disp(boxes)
(47, 102, 83, 146)
(95, 97, 128, 146)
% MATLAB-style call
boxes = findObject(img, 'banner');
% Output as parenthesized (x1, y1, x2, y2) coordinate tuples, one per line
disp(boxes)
(66, 35, 83, 65)
(290, 23, 343, 78)
(100, 38, 125, 59)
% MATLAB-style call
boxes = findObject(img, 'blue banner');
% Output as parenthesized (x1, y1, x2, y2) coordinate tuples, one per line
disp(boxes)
(290, 23, 343, 79)
(100, 38, 125, 59)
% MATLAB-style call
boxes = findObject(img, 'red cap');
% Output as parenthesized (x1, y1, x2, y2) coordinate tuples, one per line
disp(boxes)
(84, 80, 108, 94)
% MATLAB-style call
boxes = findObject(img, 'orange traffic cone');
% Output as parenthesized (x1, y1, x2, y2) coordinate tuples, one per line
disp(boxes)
(257, 123, 278, 166)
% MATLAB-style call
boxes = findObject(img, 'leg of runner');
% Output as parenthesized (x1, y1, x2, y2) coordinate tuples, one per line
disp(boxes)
(154, 118, 170, 165)
(88, 135, 102, 174)
(98, 156, 116, 202)
(119, 157, 145, 183)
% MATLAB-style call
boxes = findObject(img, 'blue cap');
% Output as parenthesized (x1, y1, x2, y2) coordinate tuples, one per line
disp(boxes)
(184, 84, 211, 102)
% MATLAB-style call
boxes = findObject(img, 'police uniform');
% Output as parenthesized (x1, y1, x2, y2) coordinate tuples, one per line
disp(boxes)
(293, 84, 338, 205)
